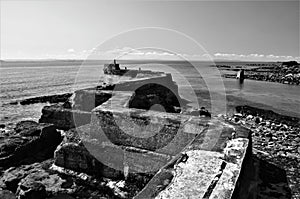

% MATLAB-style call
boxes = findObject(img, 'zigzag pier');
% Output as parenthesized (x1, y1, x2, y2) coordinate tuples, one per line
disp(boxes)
(34, 63, 254, 199)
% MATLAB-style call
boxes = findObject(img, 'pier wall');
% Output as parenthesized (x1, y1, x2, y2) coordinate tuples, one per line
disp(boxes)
(38, 69, 253, 198)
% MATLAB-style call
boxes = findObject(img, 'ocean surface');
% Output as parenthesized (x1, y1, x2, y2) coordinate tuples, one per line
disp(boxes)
(1, 61, 300, 125)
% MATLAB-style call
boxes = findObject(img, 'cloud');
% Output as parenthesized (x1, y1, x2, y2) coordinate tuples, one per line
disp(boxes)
(43, 47, 299, 62)
(213, 53, 298, 61)
(67, 48, 75, 53)
(88, 47, 179, 60)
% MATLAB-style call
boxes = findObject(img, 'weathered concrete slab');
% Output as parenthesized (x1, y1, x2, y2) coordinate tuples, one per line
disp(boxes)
(73, 89, 112, 112)
(39, 104, 91, 130)
(54, 124, 175, 176)
(91, 91, 208, 155)
(187, 118, 251, 152)
(155, 150, 224, 199)
(135, 138, 250, 199)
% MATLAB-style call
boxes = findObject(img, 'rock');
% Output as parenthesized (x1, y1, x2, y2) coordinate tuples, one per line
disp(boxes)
(0, 160, 75, 198)
(16, 181, 47, 199)
(48, 194, 75, 199)
(234, 113, 243, 117)
(9, 101, 18, 105)
(0, 121, 62, 169)
(62, 101, 72, 109)
(19, 93, 72, 105)
(0, 159, 123, 199)
(255, 117, 262, 124)
(15, 121, 41, 135)
(185, 107, 211, 117)
(265, 132, 272, 138)
(0, 161, 49, 192)
(246, 115, 253, 120)
(0, 190, 16, 199)
(259, 121, 266, 126)
(291, 141, 297, 146)
(234, 117, 240, 123)
(0, 124, 5, 129)
(199, 107, 211, 117)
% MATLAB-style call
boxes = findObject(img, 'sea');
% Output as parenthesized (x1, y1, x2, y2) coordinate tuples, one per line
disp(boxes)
(1, 60, 300, 125)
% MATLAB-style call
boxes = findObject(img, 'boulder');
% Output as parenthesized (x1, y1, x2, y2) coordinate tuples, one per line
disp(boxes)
(0, 161, 50, 192)
(0, 160, 70, 198)
(0, 160, 119, 199)
(0, 121, 62, 169)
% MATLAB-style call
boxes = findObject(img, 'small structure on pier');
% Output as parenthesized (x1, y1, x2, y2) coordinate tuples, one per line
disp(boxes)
(236, 69, 245, 80)
(237, 69, 245, 85)
(103, 59, 121, 75)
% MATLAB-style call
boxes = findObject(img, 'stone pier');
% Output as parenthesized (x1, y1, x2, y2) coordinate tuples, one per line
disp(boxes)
(39, 66, 253, 198)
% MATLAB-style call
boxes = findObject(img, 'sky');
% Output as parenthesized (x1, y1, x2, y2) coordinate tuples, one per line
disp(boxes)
(1, 0, 299, 61)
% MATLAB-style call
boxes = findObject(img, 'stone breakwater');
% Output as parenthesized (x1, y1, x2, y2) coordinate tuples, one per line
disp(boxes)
(222, 105, 300, 199)
(0, 66, 255, 198)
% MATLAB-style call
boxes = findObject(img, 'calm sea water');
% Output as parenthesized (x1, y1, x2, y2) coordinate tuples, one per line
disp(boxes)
(1, 61, 299, 125)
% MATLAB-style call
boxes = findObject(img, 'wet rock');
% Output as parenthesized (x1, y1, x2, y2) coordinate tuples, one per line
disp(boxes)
(265, 132, 272, 138)
(19, 93, 72, 105)
(0, 160, 75, 199)
(0, 190, 16, 199)
(9, 101, 18, 105)
(184, 107, 211, 117)
(0, 161, 50, 192)
(234, 113, 243, 117)
(199, 107, 211, 117)
(255, 117, 261, 124)
(226, 106, 300, 198)
(16, 181, 47, 199)
(0, 121, 62, 169)
(0, 160, 122, 199)
(234, 117, 240, 123)
(246, 115, 253, 120)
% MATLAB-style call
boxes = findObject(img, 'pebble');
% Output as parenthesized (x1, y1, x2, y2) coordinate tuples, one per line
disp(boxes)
(224, 111, 300, 198)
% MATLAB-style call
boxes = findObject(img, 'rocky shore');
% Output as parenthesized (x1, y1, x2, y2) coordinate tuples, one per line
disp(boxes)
(1, 63, 298, 198)
(222, 105, 300, 199)
(0, 65, 190, 199)
(8, 93, 73, 106)
(222, 61, 300, 85)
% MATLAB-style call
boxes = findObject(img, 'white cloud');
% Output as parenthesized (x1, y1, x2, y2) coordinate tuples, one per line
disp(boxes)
(67, 48, 75, 53)
(213, 53, 298, 61)
(42, 47, 298, 62)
